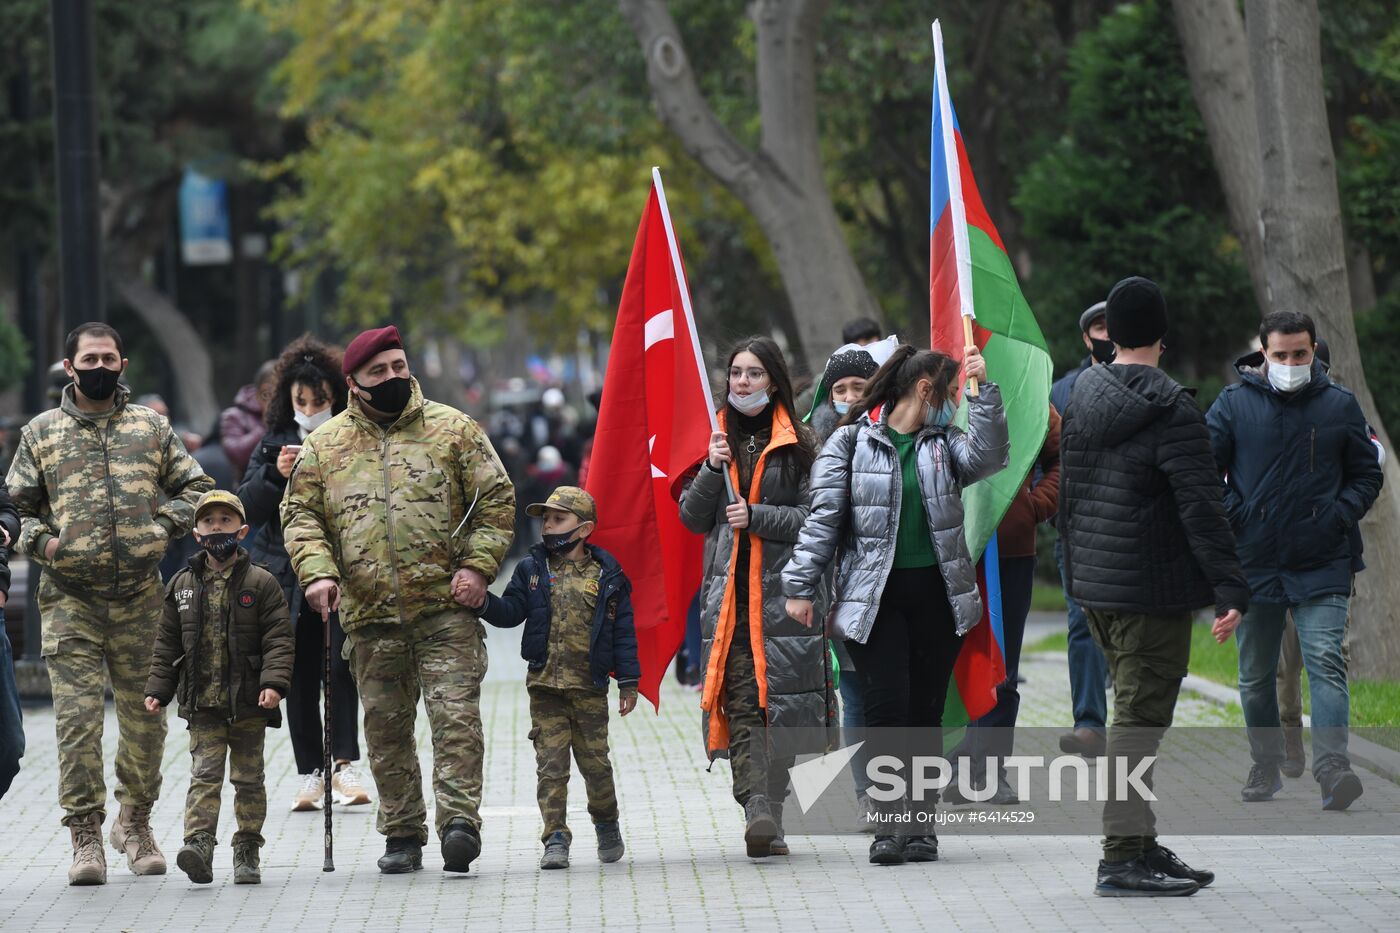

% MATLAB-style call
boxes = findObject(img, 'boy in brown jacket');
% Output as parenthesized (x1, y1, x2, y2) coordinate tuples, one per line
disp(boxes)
(145, 490, 294, 885)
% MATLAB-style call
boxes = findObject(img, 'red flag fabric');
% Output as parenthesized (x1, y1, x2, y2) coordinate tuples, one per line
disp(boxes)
(585, 184, 711, 708)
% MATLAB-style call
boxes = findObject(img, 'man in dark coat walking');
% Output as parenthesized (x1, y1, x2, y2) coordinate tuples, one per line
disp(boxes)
(1206, 311, 1382, 812)
(1060, 276, 1250, 898)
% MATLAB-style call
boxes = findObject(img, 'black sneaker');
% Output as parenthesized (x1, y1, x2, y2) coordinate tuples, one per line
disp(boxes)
(1281, 727, 1306, 779)
(988, 772, 1020, 806)
(595, 821, 624, 864)
(1319, 763, 1363, 812)
(1241, 763, 1283, 802)
(377, 836, 423, 874)
(869, 836, 906, 866)
(440, 818, 481, 873)
(1142, 844, 1214, 887)
(903, 835, 938, 863)
(1094, 857, 1200, 897)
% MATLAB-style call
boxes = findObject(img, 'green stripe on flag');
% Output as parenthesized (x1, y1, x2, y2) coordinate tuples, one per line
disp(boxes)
(960, 227, 1054, 562)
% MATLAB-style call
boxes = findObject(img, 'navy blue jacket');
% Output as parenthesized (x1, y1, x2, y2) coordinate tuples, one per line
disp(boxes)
(480, 543, 641, 689)
(1206, 352, 1384, 605)
(1050, 355, 1092, 420)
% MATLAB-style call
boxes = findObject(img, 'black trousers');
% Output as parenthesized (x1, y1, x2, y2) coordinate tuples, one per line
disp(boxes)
(287, 601, 362, 774)
(954, 556, 1037, 768)
(847, 566, 965, 822)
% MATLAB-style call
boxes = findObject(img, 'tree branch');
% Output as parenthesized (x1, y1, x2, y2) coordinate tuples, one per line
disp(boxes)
(618, 0, 788, 209)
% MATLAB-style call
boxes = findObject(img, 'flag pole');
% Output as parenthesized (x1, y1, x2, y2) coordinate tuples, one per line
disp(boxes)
(652, 166, 738, 502)
(932, 21, 979, 398)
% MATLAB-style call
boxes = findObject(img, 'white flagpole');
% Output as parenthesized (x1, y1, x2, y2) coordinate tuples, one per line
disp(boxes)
(652, 166, 736, 501)
(932, 21, 980, 396)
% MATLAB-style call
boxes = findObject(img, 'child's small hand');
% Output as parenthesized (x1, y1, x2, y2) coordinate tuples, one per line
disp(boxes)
(258, 688, 282, 710)
(618, 689, 638, 717)
(144, 696, 162, 714)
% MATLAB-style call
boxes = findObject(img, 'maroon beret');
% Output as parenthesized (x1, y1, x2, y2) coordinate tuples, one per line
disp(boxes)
(343, 325, 404, 375)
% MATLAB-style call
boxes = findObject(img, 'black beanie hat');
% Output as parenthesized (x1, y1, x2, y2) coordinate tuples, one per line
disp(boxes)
(823, 347, 880, 387)
(1106, 276, 1168, 349)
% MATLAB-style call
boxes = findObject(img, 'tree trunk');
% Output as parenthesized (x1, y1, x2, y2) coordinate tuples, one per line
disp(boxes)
(1245, 0, 1400, 678)
(110, 261, 220, 433)
(1170, 0, 1270, 315)
(619, 0, 881, 375)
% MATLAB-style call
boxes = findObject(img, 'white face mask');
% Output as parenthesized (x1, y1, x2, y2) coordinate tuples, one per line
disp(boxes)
(294, 408, 333, 435)
(833, 401, 850, 416)
(728, 389, 770, 416)
(1267, 361, 1311, 393)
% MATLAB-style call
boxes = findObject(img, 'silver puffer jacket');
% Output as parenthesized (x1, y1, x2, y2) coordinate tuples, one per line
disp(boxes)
(783, 383, 1009, 643)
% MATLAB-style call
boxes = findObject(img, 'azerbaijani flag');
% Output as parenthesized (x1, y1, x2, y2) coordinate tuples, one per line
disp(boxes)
(929, 21, 1053, 725)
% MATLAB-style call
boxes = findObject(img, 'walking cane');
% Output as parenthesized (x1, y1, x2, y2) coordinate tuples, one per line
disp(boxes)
(323, 607, 335, 872)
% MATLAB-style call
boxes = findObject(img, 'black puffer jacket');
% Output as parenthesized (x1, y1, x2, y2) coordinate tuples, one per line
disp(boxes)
(1059, 363, 1249, 616)
(237, 426, 303, 623)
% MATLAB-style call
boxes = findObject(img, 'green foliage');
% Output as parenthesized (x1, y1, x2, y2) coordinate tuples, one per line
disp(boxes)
(1013, 0, 1256, 383)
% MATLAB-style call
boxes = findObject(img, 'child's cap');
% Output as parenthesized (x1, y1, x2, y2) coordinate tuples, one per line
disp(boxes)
(195, 489, 246, 524)
(525, 486, 597, 523)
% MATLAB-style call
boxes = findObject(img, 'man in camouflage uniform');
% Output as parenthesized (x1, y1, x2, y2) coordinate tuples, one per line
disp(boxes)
(282, 325, 515, 875)
(477, 487, 640, 870)
(7, 323, 212, 885)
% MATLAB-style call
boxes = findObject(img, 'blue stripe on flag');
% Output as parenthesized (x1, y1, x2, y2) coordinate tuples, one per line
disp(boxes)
(984, 530, 1004, 656)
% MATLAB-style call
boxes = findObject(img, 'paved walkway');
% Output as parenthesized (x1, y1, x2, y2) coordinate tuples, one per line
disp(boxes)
(2, 612, 1398, 932)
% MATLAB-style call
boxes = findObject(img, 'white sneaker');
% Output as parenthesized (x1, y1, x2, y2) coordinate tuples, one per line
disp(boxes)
(292, 770, 324, 812)
(332, 764, 372, 806)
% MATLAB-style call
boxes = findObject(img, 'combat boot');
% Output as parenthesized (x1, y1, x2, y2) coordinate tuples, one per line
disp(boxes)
(68, 812, 107, 886)
(110, 803, 167, 875)
(743, 795, 778, 859)
(232, 841, 261, 884)
(378, 837, 423, 874)
(768, 804, 789, 856)
(176, 832, 216, 885)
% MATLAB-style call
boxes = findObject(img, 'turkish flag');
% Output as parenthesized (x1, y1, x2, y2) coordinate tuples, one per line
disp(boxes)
(585, 182, 711, 708)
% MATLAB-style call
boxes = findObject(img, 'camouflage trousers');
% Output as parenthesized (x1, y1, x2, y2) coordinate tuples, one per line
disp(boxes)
(724, 626, 792, 806)
(527, 685, 619, 844)
(346, 608, 487, 845)
(185, 712, 267, 846)
(39, 573, 167, 825)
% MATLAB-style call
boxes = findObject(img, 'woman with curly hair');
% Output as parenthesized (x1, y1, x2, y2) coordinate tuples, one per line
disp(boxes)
(237, 335, 370, 812)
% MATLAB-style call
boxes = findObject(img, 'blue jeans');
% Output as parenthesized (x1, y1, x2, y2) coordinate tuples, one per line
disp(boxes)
(1056, 538, 1107, 730)
(1237, 595, 1351, 776)
(0, 611, 23, 799)
(838, 657, 870, 792)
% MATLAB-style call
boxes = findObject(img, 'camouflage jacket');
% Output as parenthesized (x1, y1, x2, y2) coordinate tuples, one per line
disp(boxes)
(7, 384, 213, 598)
(146, 549, 294, 726)
(281, 378, 516, 633)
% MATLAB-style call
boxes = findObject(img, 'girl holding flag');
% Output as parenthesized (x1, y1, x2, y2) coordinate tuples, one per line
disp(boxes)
(783, 344, 1007, 866)
(678, 336, 832, 861)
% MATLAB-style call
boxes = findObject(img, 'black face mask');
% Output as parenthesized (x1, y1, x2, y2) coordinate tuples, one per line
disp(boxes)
(355, 375, 412, 415)
(199, 532, 241, 563)
(1089, 337, 1117, 365)
(74, 365, 121, 402)
(542, 530, 580, 555)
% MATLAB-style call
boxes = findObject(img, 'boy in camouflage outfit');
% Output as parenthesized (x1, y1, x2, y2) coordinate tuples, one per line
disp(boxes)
(474, 486, 640, 870)
(144, 491, 294, 885)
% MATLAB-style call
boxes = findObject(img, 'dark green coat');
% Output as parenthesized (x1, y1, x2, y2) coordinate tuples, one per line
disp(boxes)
(145, 549, 294, 727)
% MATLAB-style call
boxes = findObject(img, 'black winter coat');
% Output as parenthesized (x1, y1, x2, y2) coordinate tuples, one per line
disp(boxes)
(0, 480, 20, 597)
(480, 543, 641, 690)
(145, 549, 295, 726)
(1206, 353, 1383, 605)
(237, 426, 304, 623)
(1059, 363, 1249, 616)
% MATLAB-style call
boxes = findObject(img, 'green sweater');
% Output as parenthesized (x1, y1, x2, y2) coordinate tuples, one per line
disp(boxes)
(889, 428, 937, 569)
